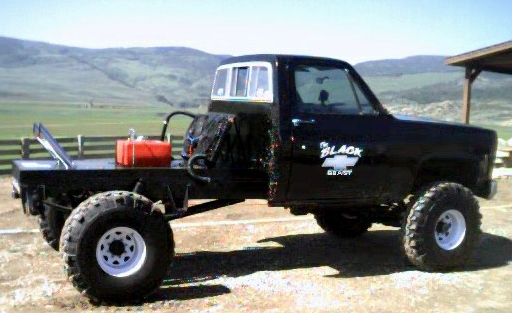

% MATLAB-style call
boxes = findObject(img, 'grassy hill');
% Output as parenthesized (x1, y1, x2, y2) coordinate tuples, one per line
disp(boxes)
(0, 36, 511, 140)
(355, 55, 512, 103)
(1, 36, 510, 111)
(355, 56, 512, 128)
(355, 55, 458, 76)
(0, 36, 228, 107)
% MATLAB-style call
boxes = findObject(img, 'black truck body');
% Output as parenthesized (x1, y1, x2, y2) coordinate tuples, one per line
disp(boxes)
(12, 54, 497, 211)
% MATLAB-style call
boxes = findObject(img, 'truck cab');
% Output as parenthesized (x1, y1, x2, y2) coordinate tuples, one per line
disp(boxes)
(208, 55, 497, 207)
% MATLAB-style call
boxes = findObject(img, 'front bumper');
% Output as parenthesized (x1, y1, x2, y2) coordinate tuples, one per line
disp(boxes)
(475, 179, 498, 200)
(487, 179, 498, 200)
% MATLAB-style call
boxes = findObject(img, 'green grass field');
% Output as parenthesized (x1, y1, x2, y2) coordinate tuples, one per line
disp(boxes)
(0, 102, 199, 173)
(0, 101, 510, 140)
(0, 101, 197, 139)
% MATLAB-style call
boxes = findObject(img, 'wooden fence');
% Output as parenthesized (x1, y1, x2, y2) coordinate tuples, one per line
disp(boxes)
(1, 135, 510, 176)
(0, 135, 184, 175)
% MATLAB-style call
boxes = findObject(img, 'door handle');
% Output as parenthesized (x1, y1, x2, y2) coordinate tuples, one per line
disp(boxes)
(292, 118, 316, 126)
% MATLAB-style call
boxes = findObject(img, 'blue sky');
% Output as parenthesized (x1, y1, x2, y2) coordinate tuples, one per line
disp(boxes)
(0, 0, 511, 63)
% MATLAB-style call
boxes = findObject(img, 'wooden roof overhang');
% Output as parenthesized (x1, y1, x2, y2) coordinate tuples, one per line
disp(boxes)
(446, 40, 512, 75)
(446, 40, 512, 123)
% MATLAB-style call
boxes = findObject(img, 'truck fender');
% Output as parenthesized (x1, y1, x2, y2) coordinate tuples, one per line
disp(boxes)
(413, 152, 480, 191)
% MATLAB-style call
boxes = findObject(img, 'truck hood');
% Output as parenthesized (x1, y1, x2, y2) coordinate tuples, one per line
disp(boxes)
(392, 114, 464, 126)
(393, 114, 494, 131)
(393, 114, 497, 139)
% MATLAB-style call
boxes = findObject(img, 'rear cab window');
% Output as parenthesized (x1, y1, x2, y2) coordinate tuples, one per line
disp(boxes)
(211, 62, 273, 102)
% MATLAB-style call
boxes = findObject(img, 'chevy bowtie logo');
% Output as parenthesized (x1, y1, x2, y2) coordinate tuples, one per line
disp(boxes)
(321, 155, 359, 171)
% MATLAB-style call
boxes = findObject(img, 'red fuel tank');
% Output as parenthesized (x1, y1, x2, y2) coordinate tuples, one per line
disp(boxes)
(115, 140, 171, 167)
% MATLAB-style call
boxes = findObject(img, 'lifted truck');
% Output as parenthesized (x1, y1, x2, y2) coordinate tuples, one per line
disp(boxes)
(12, 54, 497, 302)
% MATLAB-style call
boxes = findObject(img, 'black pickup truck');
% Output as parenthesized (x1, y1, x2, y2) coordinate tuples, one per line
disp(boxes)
(11, 54, 497, 302)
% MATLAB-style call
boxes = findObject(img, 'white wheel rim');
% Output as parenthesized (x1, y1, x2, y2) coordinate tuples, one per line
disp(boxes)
(434, 209, 466, 250)
(95, 226, 147, 277)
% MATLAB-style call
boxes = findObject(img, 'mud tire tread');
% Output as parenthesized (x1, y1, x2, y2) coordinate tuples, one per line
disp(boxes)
(315, 212, 372, 238)
(60, 191, 174, 303)
(38, 205, 67, 251)
(403, 182, 481, 271)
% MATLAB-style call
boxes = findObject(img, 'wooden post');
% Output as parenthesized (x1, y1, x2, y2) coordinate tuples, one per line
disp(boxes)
(77, 135, 85, 159)
(21, 137, 30, 159)
(461, 67, 472, 124)
(461, 67, 482, 124)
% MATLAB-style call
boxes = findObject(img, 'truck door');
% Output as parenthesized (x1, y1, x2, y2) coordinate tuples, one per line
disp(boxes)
(287, 62, 398, 202)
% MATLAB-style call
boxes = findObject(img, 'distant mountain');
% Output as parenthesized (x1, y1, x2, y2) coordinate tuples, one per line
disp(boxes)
(354, 54, 512, 122)
(354, 55, 458, 76)
(0, 36, 510, 124)
(0, 36, 229, 107)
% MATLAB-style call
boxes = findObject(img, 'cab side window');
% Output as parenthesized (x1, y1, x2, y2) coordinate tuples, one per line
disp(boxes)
(248, 66, 270, 98)
(212, 68, 228, 97)
(294, 65, 375, 115)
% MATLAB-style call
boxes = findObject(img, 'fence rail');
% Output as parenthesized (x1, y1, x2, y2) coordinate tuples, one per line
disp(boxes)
(0, 135, 184, 175)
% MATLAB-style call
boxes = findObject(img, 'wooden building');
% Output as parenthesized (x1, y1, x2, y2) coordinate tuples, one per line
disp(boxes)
(446, 40, 512, 124)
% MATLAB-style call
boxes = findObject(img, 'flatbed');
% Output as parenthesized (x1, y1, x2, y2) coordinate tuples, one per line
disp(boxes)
(13, 159, 268, 203)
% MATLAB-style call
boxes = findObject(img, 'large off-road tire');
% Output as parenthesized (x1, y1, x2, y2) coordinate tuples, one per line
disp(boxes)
(60, 191, 174, 303)
(38, 205, 68, 251)
(403, 182, 482, 271)
(314, 211, 372, 238)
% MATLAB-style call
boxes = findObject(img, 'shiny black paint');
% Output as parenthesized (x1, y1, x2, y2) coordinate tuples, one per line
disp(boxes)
(219, 55, 495, 204)
(287, 112, 496, 204)
(12, 159, 268, 202)
(218, 55, 496, 204)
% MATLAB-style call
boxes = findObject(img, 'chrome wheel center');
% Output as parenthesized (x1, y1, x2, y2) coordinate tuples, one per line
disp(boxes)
(434, 209, 466, 251)
(96, 226, 147, 277)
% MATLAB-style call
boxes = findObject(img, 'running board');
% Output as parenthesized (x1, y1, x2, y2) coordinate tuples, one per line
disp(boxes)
(165, 199, 244, 221)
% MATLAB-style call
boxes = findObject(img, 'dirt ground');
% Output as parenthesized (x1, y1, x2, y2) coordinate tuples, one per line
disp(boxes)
(0, 177, 511, 312)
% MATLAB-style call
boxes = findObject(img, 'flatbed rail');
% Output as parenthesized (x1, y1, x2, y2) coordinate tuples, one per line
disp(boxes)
(0, 134, 184, 175)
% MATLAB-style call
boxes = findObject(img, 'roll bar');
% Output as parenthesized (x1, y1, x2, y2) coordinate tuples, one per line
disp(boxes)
(160, 111, 196, 141)
(33, 123, 75, 169)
